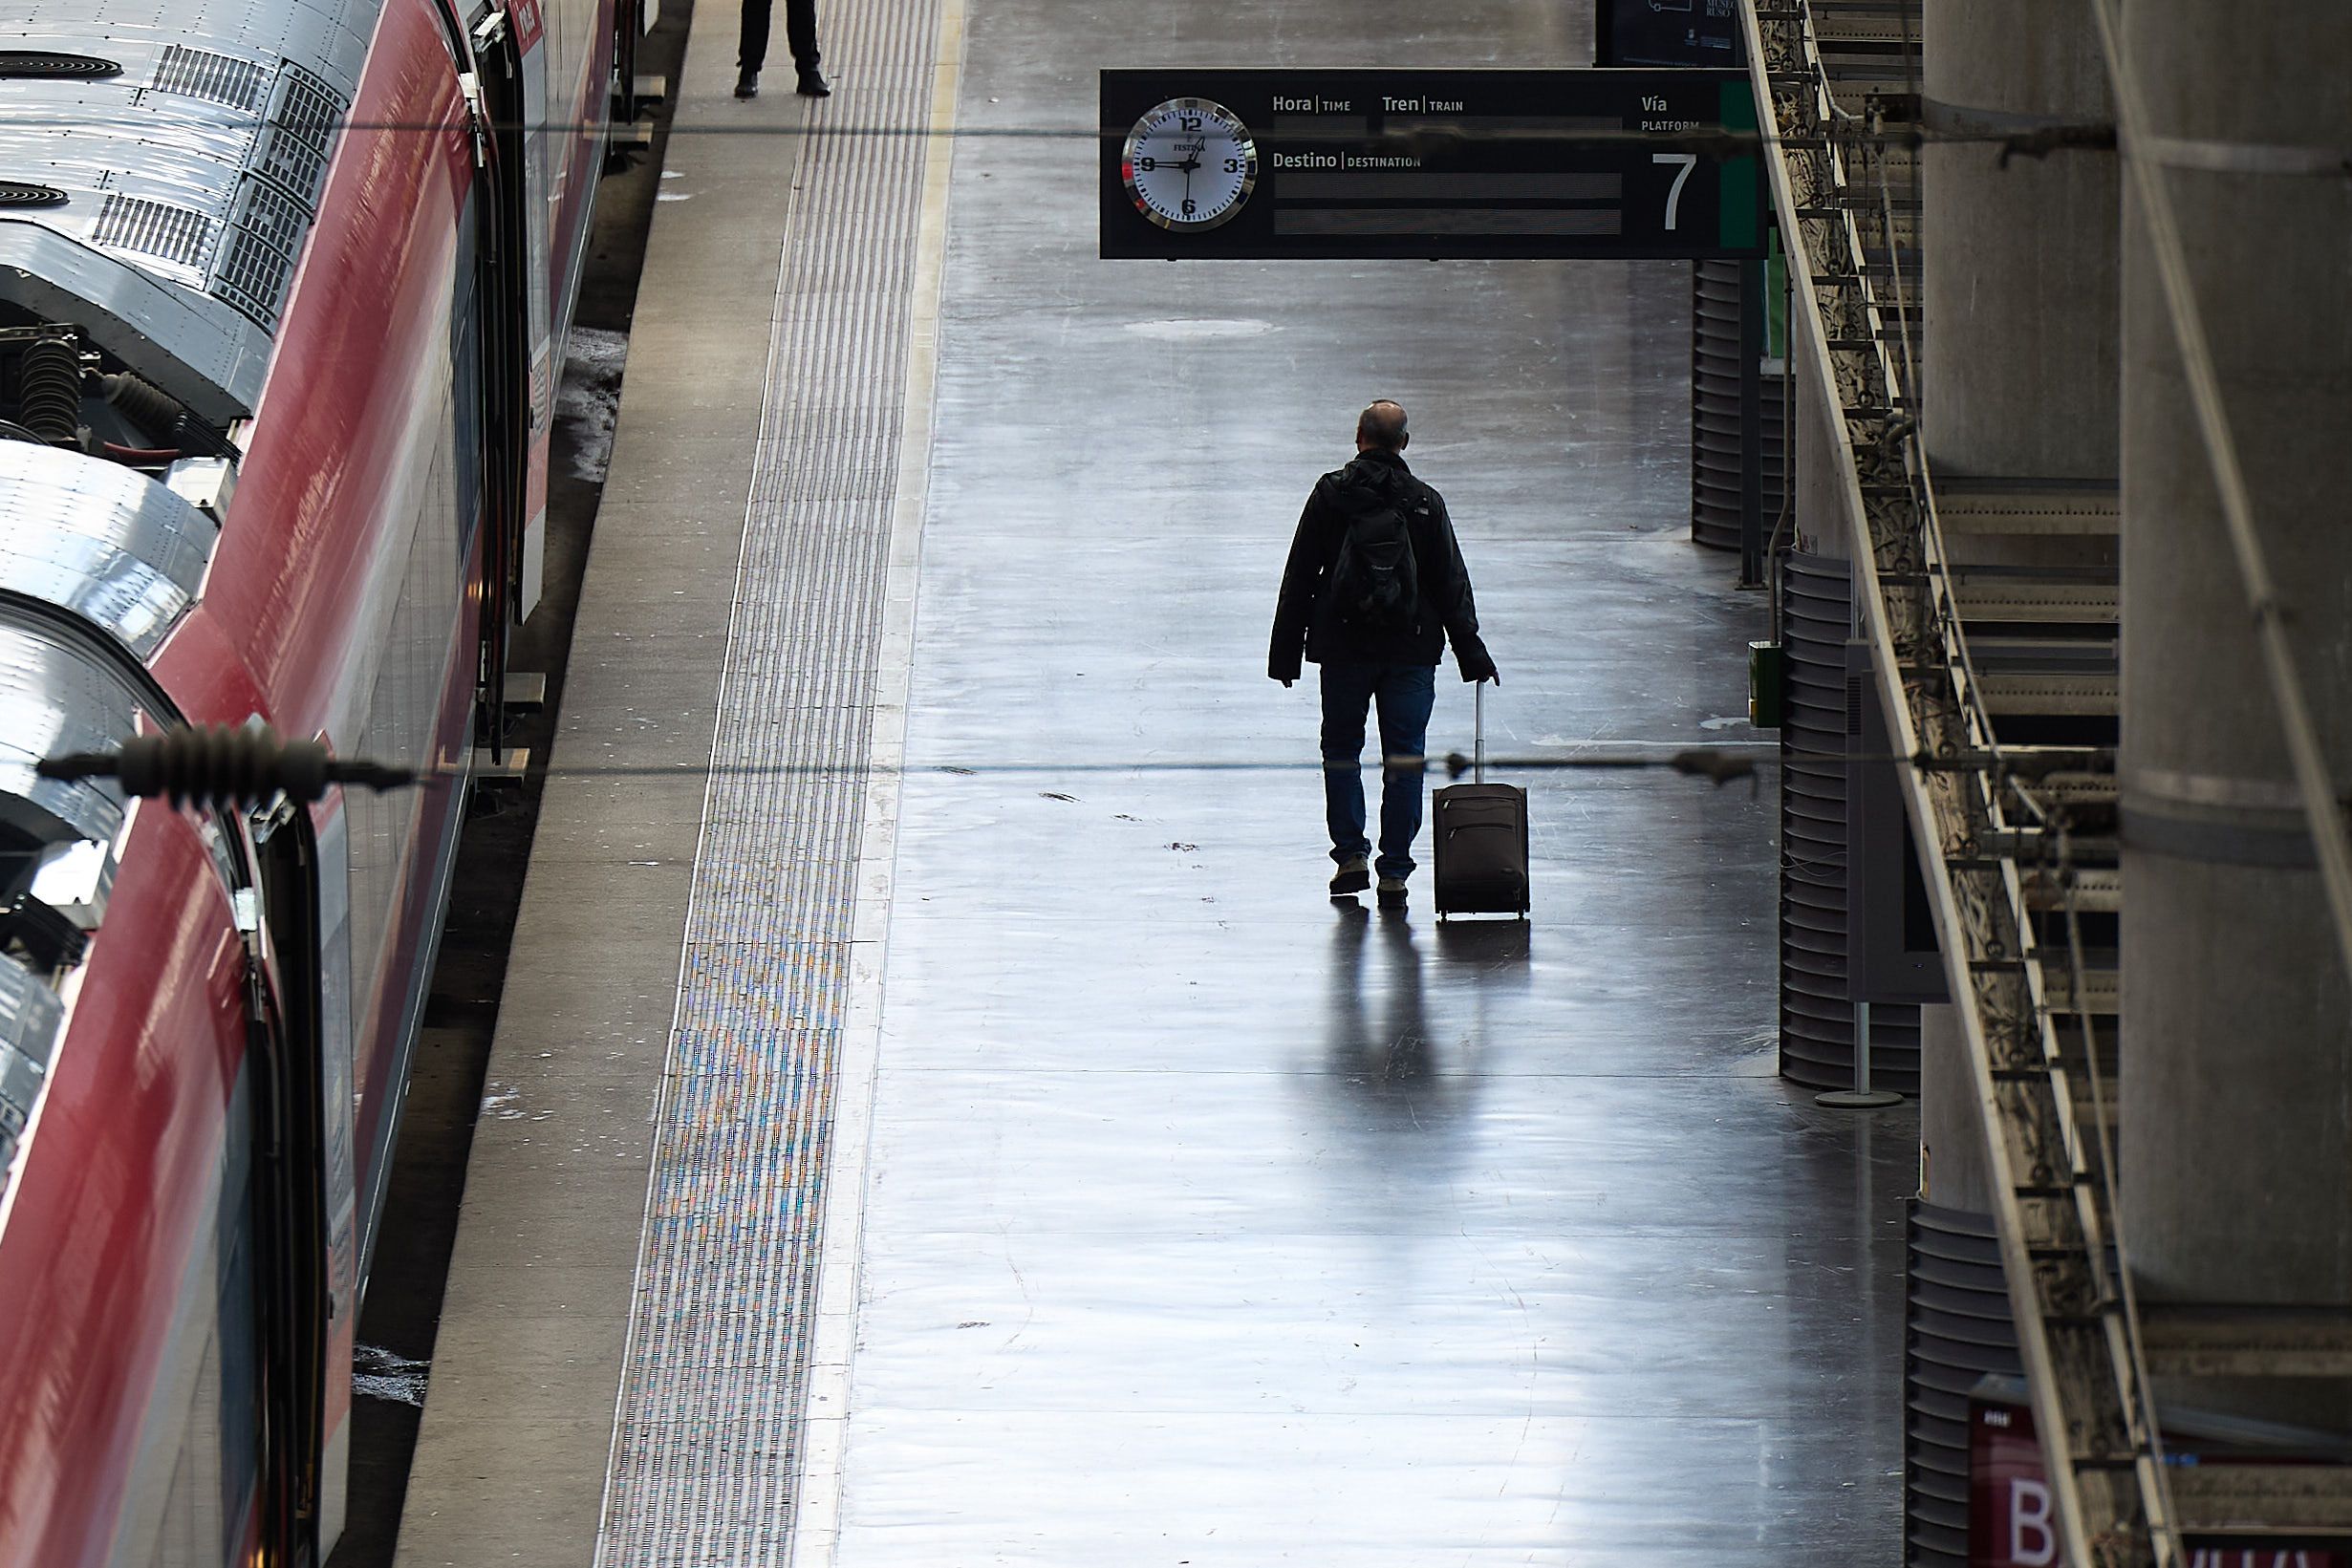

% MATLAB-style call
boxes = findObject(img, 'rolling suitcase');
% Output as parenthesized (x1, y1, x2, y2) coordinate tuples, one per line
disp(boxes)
(1432, 684, 1529, 921)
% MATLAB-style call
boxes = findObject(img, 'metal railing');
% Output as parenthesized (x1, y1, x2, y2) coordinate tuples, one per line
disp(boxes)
(1737, 3, 2175, 1560)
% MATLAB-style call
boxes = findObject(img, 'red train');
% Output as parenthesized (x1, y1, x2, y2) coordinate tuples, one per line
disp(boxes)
(0, 0, 628, 1557)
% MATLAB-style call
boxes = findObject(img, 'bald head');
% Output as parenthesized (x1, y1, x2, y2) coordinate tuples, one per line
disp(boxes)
(1355, 399, 1410, 454)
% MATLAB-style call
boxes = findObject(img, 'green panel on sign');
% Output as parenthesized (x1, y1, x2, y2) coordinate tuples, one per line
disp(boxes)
(1719, 79, 1759, 252)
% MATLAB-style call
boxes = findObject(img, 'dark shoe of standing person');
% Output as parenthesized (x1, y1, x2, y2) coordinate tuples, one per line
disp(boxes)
(735, 68, 760, 97)
(1329, 854, 1370, 897)
(797, 68, 831, 97)
(1376, 875, 1408, 911)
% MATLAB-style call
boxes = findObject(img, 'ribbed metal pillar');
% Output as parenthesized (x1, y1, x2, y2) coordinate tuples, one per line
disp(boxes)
(1904, 1202, 2021, 1565)
(1692, 258, 1785, 560)
(1778, 551, 1920, 1092)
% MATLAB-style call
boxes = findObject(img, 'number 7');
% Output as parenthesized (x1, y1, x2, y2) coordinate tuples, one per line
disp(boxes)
(1653, 153, 1697, 230)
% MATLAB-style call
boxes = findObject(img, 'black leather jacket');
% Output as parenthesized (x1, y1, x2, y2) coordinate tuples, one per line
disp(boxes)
(1268, 450, 1495, 681)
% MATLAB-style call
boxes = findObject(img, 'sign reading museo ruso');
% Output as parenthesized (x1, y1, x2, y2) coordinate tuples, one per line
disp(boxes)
(1596, 0, 1745, 70)
(1969, 1396, 2352, 1568)
(1099, 68, 1764, 261)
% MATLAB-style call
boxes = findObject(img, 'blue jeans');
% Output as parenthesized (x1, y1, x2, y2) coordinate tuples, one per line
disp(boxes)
(1320, 661, 1436, 880)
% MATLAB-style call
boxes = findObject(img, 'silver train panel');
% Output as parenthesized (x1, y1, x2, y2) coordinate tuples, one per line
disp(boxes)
(0, 615, 149, 1209)
(0, 227, 272, 423)
(0, 960, 67, 1208)
(0, 443, 216, 660)
(337, 321, 466, 1269)
(0, 618, 140, 850)
(0, 0, 383, 414)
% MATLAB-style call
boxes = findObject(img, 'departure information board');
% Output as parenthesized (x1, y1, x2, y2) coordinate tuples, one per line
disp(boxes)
(1100, 68, 1763, 262)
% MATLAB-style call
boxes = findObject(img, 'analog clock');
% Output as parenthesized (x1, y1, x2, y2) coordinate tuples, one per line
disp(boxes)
(1121, 97, 1258, 231)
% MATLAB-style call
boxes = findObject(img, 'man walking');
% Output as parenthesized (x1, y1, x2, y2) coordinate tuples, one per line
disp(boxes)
(1270, 400, 1498, 910)
(736, 0, 828, 98)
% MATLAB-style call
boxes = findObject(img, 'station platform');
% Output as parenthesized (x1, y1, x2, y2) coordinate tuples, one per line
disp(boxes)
(394, 0, 1914, 1561)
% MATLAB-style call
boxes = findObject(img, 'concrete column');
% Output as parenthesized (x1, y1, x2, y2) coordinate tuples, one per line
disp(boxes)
(1921, 0, 2119, 483)
(2119, 0, 2352, 1425)
(1917, 1005, 1995, 1207)
(1916, 0, 2119, 1213)
(1792, 323, 1854, 564)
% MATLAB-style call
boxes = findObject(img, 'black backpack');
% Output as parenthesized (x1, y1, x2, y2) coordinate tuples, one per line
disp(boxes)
(1328, 472, 1419, 631)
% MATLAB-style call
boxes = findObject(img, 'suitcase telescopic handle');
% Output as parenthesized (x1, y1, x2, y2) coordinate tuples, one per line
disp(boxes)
(1475, 681, 1485, 785)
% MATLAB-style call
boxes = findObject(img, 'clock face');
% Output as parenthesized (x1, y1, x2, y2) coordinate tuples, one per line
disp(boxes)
(1121, 97, 1258, 231)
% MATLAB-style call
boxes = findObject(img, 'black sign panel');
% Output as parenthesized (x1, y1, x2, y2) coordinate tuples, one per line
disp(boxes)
(1596, 0, 1746, 69)
(1100, 68, 1762, 262)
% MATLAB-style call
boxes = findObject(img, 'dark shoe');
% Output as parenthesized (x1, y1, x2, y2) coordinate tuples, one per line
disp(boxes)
(734, 69, 759, 98)
(796, 68, 831, 97)
(1376, 875, 1408, 911)
(1328, 855, 1370, 897)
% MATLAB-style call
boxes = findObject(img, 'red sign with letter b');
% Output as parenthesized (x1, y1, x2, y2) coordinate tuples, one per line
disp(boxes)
(1967, 1395, 2349, 1568)
(1969, 1400, 2060, 1566)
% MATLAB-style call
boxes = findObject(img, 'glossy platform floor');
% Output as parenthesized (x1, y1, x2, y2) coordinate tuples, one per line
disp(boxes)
(397, 0, 1916, 1560)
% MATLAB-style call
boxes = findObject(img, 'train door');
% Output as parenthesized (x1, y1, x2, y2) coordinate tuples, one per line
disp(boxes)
(245, 797, 357, 1567)
(461, 0, 552, 754)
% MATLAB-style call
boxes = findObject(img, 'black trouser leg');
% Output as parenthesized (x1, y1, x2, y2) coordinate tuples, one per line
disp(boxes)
(739, 0, 770, 71)
(785, 0, 820, 71)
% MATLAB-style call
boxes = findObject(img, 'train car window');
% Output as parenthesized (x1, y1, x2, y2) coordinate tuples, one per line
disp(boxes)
(139, 1078, 263, 1566)
(453, 201, 485, 554)
(144, 1333, 223, 1566)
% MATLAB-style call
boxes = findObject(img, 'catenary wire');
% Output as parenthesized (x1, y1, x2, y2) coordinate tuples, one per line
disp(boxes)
(0, 113, 2159, 161)
(36, 735, 2023, 805)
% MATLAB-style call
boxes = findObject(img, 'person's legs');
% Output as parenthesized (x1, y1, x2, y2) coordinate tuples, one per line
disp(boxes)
(739, 0, 770, 73)
(1319, 662, 1375, 866)
(1371, 664, 1437, 881)
(785, 0, 820, 71)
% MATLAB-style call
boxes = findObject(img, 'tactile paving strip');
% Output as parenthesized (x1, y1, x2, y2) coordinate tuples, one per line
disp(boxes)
(593, 1, 941, 1559)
